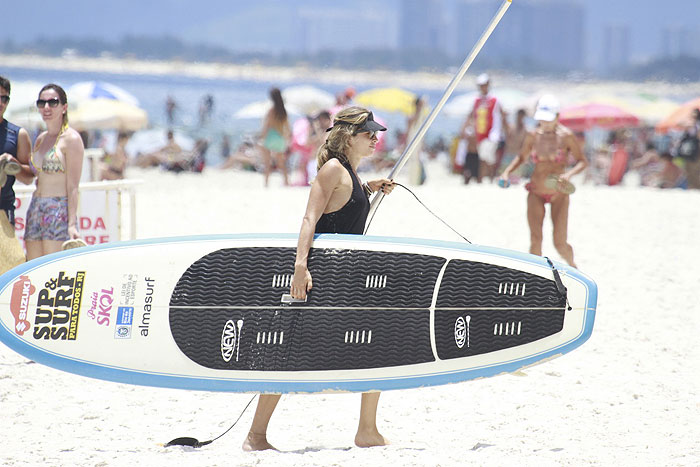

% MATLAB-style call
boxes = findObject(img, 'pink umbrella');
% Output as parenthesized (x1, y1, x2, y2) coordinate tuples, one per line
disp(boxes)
(559, 103, 640, 131)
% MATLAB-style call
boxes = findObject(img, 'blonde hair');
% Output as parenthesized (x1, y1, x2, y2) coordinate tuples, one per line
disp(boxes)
(316, 106, 372, 170)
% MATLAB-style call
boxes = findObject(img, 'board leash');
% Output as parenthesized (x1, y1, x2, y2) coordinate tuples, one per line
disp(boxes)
(545, 257, 572, 311)
(164, 394, 258, 448)
(383, 182, 472, 244)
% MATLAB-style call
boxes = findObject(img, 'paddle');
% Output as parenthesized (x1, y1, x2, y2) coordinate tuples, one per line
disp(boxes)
(365, 0, 514, 233)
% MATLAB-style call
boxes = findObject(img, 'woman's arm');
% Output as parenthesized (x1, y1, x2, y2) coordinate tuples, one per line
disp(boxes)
(366, 178, 396, 195)
(290, 161, 344, 299)
(561, 131, 588, 181)
(501, 131, 533, 180)
(64, 129, 85, 239)
(260, 111, 271, 140)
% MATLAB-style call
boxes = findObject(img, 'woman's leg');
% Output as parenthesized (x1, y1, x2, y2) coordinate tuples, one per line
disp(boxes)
(355, 392, 389, 447)
(526, 192, 546, 256)
(274, 152, 288, 186)
(550, 194, 576, 268)
(242, 394, 281, 451)
(25, 240, 43, 261)
(260, 147, 272, 187)
(42, 240, 64, 256)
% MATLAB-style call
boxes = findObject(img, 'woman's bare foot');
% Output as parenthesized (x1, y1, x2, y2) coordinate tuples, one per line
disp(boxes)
(354, 429, 390, 448)
(242, 431, 277, 451)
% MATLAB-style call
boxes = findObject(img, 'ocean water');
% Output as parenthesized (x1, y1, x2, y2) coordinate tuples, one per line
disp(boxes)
(4, 65, 462, 165)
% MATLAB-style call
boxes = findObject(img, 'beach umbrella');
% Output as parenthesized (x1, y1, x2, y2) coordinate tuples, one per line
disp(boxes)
(68, 81, 140, 106)
(233, 100, 302, 119)
(628, 96, 680, 124)
(558, 103, 640, 132)
(4, 81, 45, 130)
(355, 87, 417, 115)
(570, 93, 680, 125)
(70, 98, 148, 132)
(655, 97, 700, 133)
(5, 107, 44, 130)
(282, 85, 335, 115)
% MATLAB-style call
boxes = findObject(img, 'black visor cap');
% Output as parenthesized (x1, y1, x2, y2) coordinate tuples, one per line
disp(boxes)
(326, 111, 387, 132)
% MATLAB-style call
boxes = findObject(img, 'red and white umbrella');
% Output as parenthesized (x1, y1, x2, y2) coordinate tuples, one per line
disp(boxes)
(559, 103, 640, 131)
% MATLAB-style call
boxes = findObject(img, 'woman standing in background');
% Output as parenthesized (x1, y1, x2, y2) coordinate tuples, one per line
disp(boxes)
(25, 83, 84, 260)
(260, 87, 291, 186)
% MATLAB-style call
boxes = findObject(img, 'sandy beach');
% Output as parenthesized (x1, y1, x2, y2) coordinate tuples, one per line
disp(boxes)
(1, 160, 699, 466)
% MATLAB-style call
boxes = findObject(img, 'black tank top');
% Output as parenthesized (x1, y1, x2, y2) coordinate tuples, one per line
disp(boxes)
(315, 159, 370, 235)
(0, 120, 20, 211)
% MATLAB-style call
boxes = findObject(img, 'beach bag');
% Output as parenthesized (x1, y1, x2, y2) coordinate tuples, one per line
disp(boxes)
(677, 132, 699, 161)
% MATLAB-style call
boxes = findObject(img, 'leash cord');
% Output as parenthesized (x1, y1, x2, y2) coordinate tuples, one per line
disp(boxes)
(392, 182, 472, 244)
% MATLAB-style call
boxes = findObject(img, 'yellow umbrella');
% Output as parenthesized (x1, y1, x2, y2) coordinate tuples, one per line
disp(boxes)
(656, 97, 700, 133)
(71, 98, 148, 131)
(355, 87, 417, 115)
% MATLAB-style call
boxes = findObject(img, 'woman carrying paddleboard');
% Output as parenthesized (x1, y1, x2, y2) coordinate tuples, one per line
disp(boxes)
(243, 106, 396, 451)
(499, 94, 587, 268)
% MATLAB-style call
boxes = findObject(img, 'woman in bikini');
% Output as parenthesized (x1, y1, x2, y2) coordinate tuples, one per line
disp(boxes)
(259, 87, 291, 187)
(499, 94, 587, 268)
(243, 107, 396, 451)
(25, 83, 84, 260)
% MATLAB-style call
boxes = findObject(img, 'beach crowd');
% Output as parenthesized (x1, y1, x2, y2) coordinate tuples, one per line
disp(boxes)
(145, 75, 700, 193)
(3, 71, 699, 270)
(2, 72, 699, 263)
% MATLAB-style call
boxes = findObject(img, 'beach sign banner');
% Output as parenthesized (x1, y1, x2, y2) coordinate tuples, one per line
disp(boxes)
(0, 234, 597, 394)
(13, 180, 138, 246)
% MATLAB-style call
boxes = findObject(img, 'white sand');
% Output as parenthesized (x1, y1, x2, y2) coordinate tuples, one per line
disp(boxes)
(1, 162, 699, 466)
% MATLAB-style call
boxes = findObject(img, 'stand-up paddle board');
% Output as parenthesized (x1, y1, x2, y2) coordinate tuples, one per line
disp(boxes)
(0, 234, 597, 393)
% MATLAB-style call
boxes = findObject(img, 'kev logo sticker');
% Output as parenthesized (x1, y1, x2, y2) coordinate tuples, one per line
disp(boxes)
(10, 276, 35, 335)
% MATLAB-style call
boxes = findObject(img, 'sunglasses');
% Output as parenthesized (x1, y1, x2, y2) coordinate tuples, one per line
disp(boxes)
(356, 129, 378, 139)
(0, 95, 9, 104)
(36, 98, 62, 109)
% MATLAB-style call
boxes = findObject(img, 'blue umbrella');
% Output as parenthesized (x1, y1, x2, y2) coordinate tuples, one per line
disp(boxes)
(68, 81, 140, 106)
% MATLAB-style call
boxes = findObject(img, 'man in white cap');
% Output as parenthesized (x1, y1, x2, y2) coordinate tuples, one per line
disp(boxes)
(458, 73, 503, 182)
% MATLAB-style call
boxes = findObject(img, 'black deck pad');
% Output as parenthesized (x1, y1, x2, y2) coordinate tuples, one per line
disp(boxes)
(433, 308, 565, 360)
(169, 307, 434, 371)
(169, 248, 567, 370)
(436, 259, 567, 309)
(170, 247, 446, 308)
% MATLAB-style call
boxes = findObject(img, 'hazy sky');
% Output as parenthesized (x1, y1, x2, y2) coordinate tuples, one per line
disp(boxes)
(4, 0, 700, 66)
